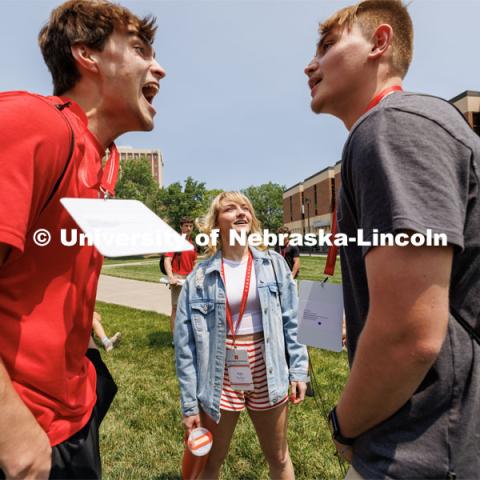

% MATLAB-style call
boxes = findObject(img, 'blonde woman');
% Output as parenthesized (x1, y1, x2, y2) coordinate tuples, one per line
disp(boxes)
(174, 191, 308, 479)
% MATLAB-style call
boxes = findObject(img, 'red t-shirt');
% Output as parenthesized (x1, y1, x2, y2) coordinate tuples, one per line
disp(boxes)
(0, 92, 111, 446)
(165, 239, 197, 275)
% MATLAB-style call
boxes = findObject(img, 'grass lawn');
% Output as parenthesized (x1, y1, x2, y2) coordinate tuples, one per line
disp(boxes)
(95, 301, 349, 479)
(102, 258, 162, 283)
(102, 254, 342, 284)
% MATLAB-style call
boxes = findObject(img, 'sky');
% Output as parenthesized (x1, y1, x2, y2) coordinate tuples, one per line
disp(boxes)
(1, 0, 479, 191)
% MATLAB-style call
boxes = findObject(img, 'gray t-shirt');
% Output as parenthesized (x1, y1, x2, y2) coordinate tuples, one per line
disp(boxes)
(338, 92, 480, 479)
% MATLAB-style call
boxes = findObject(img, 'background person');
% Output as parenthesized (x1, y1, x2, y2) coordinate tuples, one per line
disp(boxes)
(276, 226, 300, 279)
(164, 216, 197, 335)
(305, 1, 480, 478)
(174, 192, 309, 480)
(0, 0, 165, 477)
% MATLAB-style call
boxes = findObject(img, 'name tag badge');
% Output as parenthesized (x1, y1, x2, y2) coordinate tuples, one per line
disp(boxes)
(298, 280, 344, 352)
(226, 348, 254, 391)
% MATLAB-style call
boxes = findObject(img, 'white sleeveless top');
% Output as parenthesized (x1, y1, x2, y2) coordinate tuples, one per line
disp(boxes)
(223, 257, 263, 335)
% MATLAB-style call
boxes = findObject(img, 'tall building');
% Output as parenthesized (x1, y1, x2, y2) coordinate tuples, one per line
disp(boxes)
(283, 90, 480, 235)
(117, 146, 164, 187)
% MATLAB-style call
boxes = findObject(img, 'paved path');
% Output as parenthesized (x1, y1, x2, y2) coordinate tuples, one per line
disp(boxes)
(96, 275, 171, 315)
(103, 260, 159, 268)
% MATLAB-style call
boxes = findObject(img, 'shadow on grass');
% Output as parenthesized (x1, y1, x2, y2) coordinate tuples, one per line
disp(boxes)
(147, 330, 174, 349)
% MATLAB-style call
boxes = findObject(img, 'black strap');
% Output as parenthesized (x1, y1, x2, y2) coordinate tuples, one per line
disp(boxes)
(268, 250, 315, 397)
(40, 102, 75, 214)
(451, 307, 480, 345)
(171, 251, 182, 272)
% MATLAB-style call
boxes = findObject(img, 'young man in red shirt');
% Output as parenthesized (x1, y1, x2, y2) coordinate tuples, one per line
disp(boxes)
(0, 1, 165, 477)
(164, 217, 198, 334)
(305, 1, 480, 478)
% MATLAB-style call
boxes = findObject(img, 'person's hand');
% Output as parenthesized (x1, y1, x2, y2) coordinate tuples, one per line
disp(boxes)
(182, 414, 201, 442)
(0, 415, 52, 479)
(332, 439, 353, 463)
(289, 381, 307, 405)
(168, 275, 179, 286)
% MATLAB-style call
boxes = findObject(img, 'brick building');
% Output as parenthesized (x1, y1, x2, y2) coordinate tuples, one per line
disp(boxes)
(283, 90, 480, 235)
(450, 90, 480, 136)
(117, 146, 164, 187)
(283, 162, 340, 235)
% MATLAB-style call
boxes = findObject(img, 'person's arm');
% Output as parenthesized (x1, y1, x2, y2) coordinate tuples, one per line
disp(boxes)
(273, 253, 308, 403)
(335, 243, 452, 447)
(1, 241, 52, 476)
(291, 255, 300, 279)
(174, 279, 200, 436)
(0, 360, 52, 478)
(164, 255, 178, 285)
(0, 96, 71, 477)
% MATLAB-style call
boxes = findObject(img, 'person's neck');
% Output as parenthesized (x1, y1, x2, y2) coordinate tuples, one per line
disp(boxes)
(343, 76, 403, 131)
(62, 86, 119, 149)
(222, 244, 250, 262)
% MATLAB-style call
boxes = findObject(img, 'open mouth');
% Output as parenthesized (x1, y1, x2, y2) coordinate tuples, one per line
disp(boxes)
(309, 78, 322, 94)
(142, 82, 159, 104)
(234, 219, 248, 225)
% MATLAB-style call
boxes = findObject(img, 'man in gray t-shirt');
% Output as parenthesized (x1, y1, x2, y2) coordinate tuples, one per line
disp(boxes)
(305, 1, 479, 479)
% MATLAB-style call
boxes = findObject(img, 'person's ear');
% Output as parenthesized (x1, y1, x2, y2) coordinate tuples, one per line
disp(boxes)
(368, 24, 393, 60)
(71, 44, 100, 73)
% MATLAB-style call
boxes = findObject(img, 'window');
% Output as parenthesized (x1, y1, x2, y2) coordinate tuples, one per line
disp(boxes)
(289, 196, 293, 222)
(472, 112, 480, 137)
(314, 185, 318, 215)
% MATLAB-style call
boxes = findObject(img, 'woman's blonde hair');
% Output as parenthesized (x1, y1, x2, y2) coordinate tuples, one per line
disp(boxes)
(197, 191, 266, 256)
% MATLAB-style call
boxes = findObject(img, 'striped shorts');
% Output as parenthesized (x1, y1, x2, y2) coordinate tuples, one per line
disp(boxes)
(220, 337, 288, 412)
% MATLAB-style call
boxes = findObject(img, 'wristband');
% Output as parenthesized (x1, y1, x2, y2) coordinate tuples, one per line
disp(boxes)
(328, 406, 356, 446)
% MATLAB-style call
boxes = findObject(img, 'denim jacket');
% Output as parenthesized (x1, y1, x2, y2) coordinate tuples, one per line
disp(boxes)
(174, 247, 309, 422)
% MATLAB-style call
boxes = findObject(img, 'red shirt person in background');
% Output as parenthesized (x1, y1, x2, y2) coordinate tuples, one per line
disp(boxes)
(164, 217, 198, 335)
(0, 1, 165, 477)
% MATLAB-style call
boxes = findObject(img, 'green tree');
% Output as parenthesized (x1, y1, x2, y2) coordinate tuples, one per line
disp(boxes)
(155, 177, 214, 229)
(115, 157, 159, 210)
(200, 188, 224, 214)
(242, 182, 285, 231)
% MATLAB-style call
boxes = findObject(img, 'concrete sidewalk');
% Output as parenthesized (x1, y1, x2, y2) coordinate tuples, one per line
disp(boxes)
(96, 274, 172, 315)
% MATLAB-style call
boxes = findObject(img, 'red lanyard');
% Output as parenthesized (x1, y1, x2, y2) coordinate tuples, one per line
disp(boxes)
(324, 205, 338, 276)
(221, 251, 253, 343)
(99, 144, 120, 198)
(364, 85, 403, 113)
(323, 85, 403, 277)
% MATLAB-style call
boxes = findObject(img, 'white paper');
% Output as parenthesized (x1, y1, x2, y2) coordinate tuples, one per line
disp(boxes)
(298, 280, 344, 352)
(61, 198, 194, 257)
(160, 277, 185, 286)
